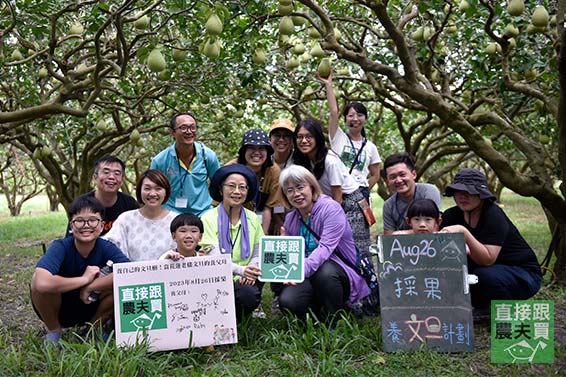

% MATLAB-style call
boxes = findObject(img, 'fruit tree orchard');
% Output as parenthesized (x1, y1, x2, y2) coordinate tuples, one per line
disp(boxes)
(0, 0, 565, 281)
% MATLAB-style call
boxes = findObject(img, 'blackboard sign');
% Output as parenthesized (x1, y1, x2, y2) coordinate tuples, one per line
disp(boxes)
(376, 233, 474, 352)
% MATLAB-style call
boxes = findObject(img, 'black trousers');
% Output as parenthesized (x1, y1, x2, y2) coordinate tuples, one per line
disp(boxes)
(279, 260, 350, 322)
(233, 280, 263, 321)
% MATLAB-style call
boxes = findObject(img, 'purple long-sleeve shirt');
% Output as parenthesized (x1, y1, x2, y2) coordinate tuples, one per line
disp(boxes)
(283, 195, 370, 304)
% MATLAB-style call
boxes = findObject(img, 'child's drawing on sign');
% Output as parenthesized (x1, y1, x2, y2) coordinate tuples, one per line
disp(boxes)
(440, 240, 463, 262)
(378, 261, 403, 280)
(213, 325, 236, 345)
(197, 290, 230, 312)
(191, 307, 207, 322)
(405, 314, 443, 344)
(130, 312, 162, 331)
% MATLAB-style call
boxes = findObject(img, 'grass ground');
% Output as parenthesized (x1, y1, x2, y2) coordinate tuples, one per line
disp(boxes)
(0, 193, 563, 376)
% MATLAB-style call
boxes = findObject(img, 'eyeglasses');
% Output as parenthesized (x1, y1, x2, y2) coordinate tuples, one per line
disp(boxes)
(71, 218, 102, 228)
(271, 132, 292, 141)
(296, 134, 314, 142)
(174, 125, 197, 133)
(223, 183, 249, 192)
(285, 184, 308, 196)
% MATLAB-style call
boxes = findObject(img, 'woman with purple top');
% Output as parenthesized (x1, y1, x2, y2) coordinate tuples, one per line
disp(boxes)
(278, 165, 370, 323)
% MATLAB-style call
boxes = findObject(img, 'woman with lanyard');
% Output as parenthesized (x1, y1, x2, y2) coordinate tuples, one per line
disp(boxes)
(226, 129, 284, 235)
(200, 164, 264, 321)
(278, 165, 369, 325)
(292, 117, 372, 261)
(318, 74, 382, 202)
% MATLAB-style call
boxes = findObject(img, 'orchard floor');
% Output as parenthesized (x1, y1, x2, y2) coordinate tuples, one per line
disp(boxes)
(0, 194, 564, 374)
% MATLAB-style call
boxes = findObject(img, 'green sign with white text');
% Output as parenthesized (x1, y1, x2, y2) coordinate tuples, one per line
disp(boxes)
(259, 236, 304, 283)
(491, 300, 554, 363)
(119, 283, 167, 333)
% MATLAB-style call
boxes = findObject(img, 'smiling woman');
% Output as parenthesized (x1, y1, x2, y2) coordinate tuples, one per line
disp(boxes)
(277, 165, 370, 324)
(226, 129, 285, 235)
(102, 169, 178, 261)
(200, 164, 264, 321)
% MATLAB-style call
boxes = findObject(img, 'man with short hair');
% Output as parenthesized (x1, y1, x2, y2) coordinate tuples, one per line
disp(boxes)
(151, 112, 220, 216)
(32, 196, 130, 346)
(382, 153, 442, 234)
(66, 156, 138, 236)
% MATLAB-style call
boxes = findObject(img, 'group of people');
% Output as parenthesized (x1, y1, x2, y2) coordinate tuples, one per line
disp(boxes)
(31, 75, 542, 347)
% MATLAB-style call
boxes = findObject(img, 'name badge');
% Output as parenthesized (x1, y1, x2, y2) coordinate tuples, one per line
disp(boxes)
(273, 206, 286, 214)
(175, 197, 188, 208)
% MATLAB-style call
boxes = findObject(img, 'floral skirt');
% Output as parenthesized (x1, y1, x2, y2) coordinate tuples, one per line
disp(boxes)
(342, 188, 372, 259)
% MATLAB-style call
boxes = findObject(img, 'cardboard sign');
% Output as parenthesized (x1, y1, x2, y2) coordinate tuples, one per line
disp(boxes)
(258, 236, 304, 283)
(376, 233, 474, 352)
(113, 255, 237, 352)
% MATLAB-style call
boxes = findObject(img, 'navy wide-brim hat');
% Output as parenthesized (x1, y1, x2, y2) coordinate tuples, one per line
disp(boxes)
(209, 164, 258, 203)
(444, 168, 496, 201)
(238, 128, 274, 156)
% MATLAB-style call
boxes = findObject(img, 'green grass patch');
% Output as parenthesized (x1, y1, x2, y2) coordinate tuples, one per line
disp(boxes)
(0, 192, 562, 375)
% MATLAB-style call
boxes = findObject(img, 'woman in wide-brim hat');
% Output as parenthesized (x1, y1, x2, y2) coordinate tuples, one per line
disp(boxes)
(200, 164, 264, 321)
(440, 168, 542, 316)
(226, 128, 284, 235)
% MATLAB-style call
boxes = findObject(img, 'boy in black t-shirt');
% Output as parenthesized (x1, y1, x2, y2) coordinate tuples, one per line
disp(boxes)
(32, 196, 130, 347)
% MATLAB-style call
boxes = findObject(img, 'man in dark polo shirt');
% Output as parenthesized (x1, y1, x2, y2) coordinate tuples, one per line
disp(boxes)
(66, 156, 138, 236)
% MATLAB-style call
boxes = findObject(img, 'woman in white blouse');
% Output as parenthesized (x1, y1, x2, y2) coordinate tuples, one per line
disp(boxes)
(103, 169, 177, 261)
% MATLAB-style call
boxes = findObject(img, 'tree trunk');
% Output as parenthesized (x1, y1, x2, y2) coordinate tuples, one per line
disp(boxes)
(554, 225, 566, 284)
(46, 185, 60, 212)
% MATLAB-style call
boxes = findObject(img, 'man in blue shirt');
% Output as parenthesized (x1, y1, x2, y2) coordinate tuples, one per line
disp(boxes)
(151, 112, 220, 216)
(32, 196, 130, 346)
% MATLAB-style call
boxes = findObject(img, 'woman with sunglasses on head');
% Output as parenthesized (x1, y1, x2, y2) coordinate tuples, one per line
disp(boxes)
(318, 74, 382, 202)
(103, 169, 178, 261)
(292, 118, 372, 260)
(200, 164, 264, 321)
(278, 165, 370, 324)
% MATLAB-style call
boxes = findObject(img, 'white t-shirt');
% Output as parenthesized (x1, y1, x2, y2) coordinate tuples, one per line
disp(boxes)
(330, 127, 381, 187)
(318, 151, 360, 196)
(103, 209, 178, 261)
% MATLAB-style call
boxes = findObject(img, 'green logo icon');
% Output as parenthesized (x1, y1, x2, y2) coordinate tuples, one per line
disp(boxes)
(491, 300, 554, 363)
(259, 236, 304, 283)
(119, 283, 167, 333)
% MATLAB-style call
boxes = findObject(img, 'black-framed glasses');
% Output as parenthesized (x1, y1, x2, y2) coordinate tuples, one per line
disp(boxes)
(71, 218, 102, 228)
(223, 183, 249, 192)
(174, 125, 197, 133)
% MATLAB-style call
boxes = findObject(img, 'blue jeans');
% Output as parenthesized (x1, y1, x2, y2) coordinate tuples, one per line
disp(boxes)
(470, 264, 542, 308)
